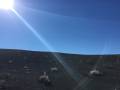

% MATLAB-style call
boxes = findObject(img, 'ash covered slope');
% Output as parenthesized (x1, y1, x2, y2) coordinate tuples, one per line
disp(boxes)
(0, 49, 120, 90)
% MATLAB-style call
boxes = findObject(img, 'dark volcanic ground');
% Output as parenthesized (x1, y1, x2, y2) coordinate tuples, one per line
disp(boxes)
(0, 49, 120, 90)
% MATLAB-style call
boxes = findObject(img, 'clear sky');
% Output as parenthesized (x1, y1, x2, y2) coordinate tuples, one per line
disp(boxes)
(0, 0, 120, 54)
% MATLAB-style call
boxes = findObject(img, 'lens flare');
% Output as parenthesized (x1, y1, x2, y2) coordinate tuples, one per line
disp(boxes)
(12, 9, 80, 82)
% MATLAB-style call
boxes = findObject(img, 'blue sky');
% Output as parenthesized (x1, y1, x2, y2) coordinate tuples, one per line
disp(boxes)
(0, 0, 120, 54)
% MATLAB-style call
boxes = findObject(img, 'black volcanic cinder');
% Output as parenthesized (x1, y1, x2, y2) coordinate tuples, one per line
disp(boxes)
(0, 49, 119, 90)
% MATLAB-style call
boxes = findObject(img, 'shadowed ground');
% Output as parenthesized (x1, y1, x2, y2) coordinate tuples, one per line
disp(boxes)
(0, 49, 119, 90)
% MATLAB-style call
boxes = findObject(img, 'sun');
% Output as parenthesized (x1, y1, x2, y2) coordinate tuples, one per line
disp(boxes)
(0, 0, 14, 10)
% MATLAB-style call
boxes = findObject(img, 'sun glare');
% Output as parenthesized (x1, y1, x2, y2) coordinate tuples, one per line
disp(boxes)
(0, 0, 14, 10)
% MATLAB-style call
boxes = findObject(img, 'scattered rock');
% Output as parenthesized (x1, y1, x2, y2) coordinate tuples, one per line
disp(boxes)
(51, 67, 58, 72)
(8, 60, 13, 64)
(38, 72, 52, 86)
(89, 69, 103, 76)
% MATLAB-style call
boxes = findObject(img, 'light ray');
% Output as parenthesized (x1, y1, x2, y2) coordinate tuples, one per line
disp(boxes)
(12, 9, 80, 82)
(73, 41, 110, 90)
(92, 41, 109, 70)
(73, 77, 91, 90)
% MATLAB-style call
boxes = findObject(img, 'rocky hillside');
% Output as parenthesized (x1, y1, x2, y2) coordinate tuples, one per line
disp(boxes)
(0, 49, 119, 90)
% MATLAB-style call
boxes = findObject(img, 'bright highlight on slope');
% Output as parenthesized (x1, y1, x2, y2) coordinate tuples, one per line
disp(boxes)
(0, 0, 14, 10)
